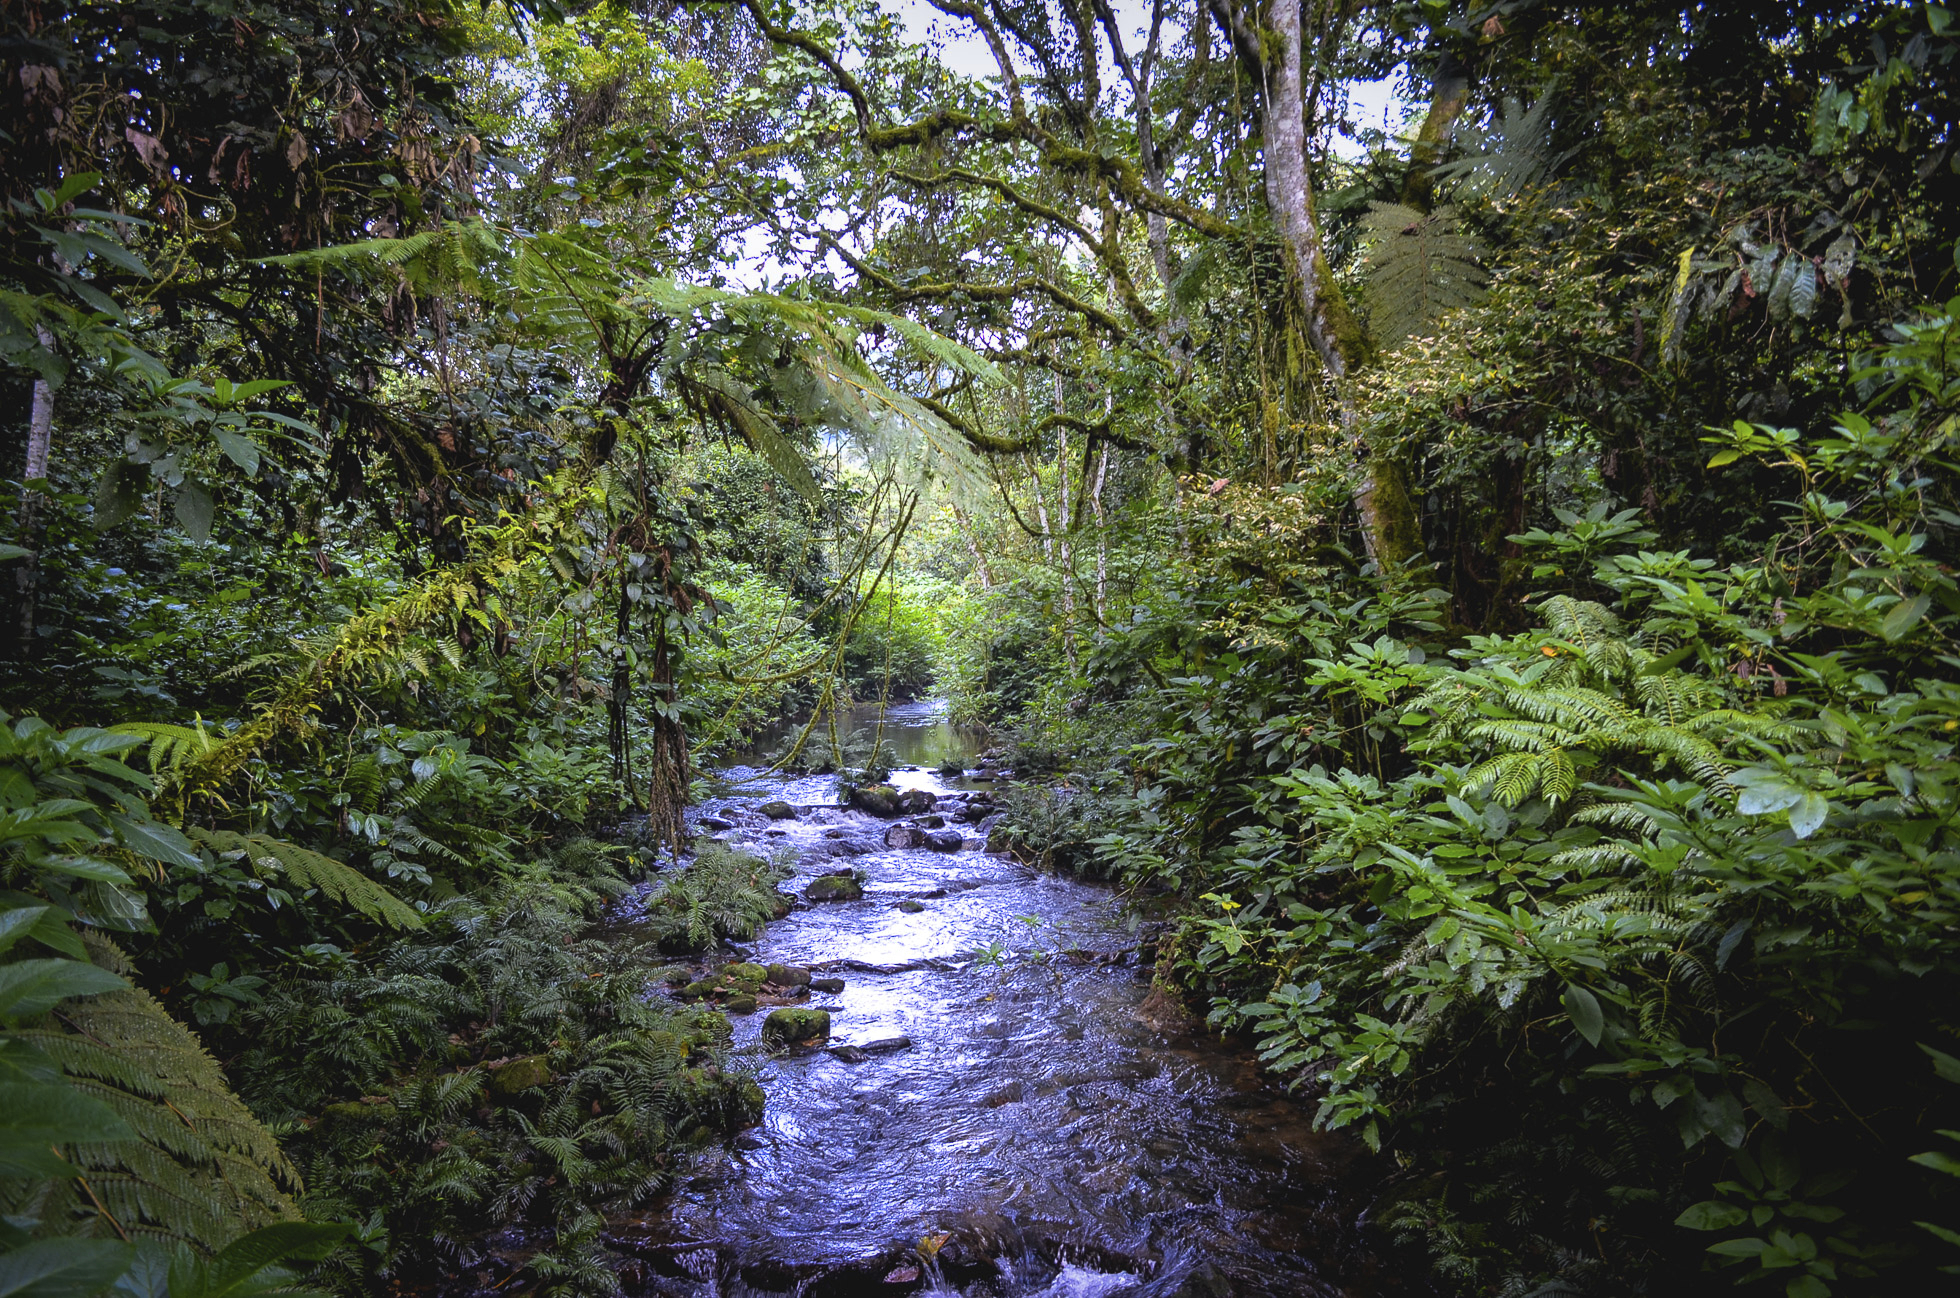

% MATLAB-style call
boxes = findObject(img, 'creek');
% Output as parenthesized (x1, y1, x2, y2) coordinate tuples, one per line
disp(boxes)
(606, 701, 1397, 1298)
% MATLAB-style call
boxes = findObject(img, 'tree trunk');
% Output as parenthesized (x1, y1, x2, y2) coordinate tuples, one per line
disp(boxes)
(14, 324, 56, 657)
(1251, 0, 1422, 568)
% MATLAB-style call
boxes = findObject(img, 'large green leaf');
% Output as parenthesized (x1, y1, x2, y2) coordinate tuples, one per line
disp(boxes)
(0, 960, 127, 1024)
(0, 1239, 134, 1298)
(0, 1079, 137, 1177)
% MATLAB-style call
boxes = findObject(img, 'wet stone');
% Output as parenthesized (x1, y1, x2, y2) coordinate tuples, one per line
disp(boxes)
(808, 976, 845, 993)
(803, 873, 863, 903)
(757, 800, 796, 820)
(765, 963, 812, 987)
(761, 1007, 831, 1047)
(848, 784, 903, 816)
(885, 825, 926, 849)
(926, 829, 964, 852)
(896, 899, 926, 914)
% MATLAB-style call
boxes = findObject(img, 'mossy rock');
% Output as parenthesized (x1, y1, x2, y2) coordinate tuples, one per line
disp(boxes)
(670, 1067, 767, 1133)
(723, 994, 758, 1014)
(720, 961, 768, 991)
(319, 1099, 396, 1126)
(678, 979, 720, 1001)
(848, 784, 903, 816)
(685, 1007, 734, 1042)
(489, 1054, 553, 1095)
(804, 874, 863, 902)
(758, 800, 796, 820)
(761, 1007, 831, 1046)
(765, 963, 811, 987)
(897, 898, 926, 914)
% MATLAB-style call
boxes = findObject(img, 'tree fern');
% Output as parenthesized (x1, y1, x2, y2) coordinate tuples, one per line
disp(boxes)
(1433, 91, 1566, 202)
(7, 937, 299, 1251)
(1358, 201, 1488, 346)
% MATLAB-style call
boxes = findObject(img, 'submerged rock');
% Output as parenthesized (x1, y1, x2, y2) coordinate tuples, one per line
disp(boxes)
(803, 873, 863, 902)
(896, 899, 926, 914)
(761, 1007, 831, 1046)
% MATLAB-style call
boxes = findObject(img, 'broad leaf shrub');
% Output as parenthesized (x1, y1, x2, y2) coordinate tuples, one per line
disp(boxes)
(1088, 307, 1960, 1292)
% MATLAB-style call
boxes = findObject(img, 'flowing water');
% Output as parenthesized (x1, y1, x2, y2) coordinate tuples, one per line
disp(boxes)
(606, 702, 1401, 1298)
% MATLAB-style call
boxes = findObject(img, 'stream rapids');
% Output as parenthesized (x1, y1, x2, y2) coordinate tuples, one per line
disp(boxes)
(602, 702, 1399, 1298)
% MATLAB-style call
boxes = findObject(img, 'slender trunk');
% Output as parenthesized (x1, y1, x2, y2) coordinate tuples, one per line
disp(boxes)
(14, 324, 56, 657)
(1022, 452, 1054, 562)
(1053, 378, 1078, 667)
(951, 501, 994, 589)
(1090, 441, 1110, 621)
(1251, 0, 1420, 568)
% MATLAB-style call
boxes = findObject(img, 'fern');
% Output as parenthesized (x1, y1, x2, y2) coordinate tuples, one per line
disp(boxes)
(1359, 201, 1488, 345)
(6, 936, 299, 1251)
(189, 830, 422, 929)
(1434, 91, 1566, 202)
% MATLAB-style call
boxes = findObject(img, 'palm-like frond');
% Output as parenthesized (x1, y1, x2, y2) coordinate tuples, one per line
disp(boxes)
(1359, 201, 1488, 345)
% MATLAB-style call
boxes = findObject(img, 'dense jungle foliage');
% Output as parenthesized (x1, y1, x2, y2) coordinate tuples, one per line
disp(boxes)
(2, 0, 1956, 1295)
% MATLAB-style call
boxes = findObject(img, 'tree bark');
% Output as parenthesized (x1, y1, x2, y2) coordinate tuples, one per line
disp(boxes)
(14, 324, 56, 657)
(1225, 0, 1422, 568)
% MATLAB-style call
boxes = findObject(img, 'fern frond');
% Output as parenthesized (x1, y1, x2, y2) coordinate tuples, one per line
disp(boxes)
(190, 829, 422, 929)
(16, 936, 299, 1250)
(1359, 201, 1488, 345)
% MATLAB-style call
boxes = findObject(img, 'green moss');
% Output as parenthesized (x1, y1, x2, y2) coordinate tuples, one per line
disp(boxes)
(761, 1007, 831, 1046)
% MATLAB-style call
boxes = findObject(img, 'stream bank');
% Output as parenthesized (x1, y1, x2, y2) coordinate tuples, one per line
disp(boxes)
(607, 702, 1405, 1297)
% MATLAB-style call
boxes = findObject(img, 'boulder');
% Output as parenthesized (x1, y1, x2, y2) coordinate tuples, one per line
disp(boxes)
(803, 873, 863, 902)
(917, 814, 945, 829)
(809, 976, 845, 993)
(761, 1007, 831, 1047)
(719, 962, 768, 992)
(926, 829, 965, 852)
(896, 788, 936, 815)
(765, 963, 812, 988)
(848, 784, 903, 816)
(699, 815, 734, 831)
(722, 994, 758, 1014)
(758, 800, 796, 820)
(488, 1054, 552, 1095)
(885, 825, 927, 849)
